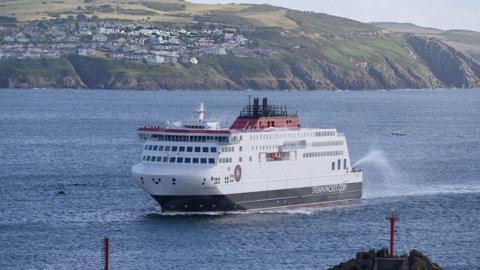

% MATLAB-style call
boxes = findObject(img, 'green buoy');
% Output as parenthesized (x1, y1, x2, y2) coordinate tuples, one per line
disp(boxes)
(57, 183, 66, 195)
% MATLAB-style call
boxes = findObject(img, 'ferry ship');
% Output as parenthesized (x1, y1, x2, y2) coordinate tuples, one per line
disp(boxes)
(131, 98, 362, 212)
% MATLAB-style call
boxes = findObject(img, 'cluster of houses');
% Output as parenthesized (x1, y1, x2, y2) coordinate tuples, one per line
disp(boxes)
(0, 19, 273, 65)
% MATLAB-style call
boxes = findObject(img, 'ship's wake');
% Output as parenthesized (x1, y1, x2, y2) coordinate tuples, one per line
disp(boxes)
(148, 209, 316, 217)
(147, 202, 362, 217)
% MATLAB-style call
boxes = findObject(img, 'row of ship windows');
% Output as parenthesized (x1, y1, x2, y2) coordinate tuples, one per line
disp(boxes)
(218, 157, 233, 163)
(252, 145, 280, 151)
(145, 141, 340, 154)
(309, 141, 343, 147)
(250, 141, 343, 151)
(149, 134, 229, 142)
(144, 144, 217, 153)
(249, 131, 335, 140)
(221, 146, 235, 152)
(303, 151, 344, 158)
(183, 125, 205, 129)
(143, 155, 215, 164)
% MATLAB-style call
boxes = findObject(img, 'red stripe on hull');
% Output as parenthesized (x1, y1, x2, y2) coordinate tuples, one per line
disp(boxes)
(138, 128, 233, 134)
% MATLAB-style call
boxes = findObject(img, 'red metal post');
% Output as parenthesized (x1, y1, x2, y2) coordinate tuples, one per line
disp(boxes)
(103, 237, 109, 270)
(386, 214, 399, 257)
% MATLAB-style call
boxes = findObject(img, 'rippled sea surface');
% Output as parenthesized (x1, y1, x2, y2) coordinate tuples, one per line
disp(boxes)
(0, 89, 479, 270)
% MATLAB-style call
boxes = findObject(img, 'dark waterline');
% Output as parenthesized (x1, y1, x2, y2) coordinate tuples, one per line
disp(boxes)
(0, 88, 479, 269)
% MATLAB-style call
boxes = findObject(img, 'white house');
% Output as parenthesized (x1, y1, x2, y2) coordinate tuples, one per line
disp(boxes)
(92, 34, 108, 42)
(77, 48, 95, 56)
(144, 54, 166, 64)
(190, 57, 198, 64)
(3, 36, 15, 42)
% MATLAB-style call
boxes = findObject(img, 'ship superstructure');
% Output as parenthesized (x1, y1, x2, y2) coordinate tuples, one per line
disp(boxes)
(131, 98, 362, 212)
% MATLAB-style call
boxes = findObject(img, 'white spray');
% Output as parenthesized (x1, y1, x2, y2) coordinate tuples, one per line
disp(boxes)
(355, 149, 480, 199)
(354, 149, 414, 199)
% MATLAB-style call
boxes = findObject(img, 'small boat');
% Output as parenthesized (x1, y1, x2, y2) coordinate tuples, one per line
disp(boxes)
(391, 129, 406, 136)
(57, 183, 66, 195)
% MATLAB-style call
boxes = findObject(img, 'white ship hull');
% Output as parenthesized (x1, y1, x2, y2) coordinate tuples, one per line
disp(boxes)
(132, 162, 362, 211)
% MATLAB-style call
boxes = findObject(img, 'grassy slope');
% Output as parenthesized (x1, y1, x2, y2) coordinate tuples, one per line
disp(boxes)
(373, 22, 480, 61)
(279, 11, 419, 70)
(0, 58, 84, 88)
(67, 55, 241, 89)
(0, 58, 71, 75)
(371, 22, 442, 34)
(0, 0, 248, 22)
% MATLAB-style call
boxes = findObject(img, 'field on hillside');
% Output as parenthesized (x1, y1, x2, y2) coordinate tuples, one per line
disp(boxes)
(0, 0, 282, 25)
(373, 22, 480, 61)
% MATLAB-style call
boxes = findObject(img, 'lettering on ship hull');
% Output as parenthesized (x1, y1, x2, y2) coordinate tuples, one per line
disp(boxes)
(312, 184, 347, 194)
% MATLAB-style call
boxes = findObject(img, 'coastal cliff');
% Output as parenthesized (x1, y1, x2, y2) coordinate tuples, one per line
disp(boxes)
(0, 58, 86, 89)
(2, 35, 479, 90)
(406, 35, 480, 88)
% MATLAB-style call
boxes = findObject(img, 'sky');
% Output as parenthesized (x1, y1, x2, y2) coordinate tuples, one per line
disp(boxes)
(192, 0, 480, 32)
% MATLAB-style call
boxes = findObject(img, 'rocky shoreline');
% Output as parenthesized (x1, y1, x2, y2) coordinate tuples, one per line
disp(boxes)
(328, 249, 443, 270)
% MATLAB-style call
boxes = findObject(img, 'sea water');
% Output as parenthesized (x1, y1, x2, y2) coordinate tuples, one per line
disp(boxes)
(0, 89, 479, 269)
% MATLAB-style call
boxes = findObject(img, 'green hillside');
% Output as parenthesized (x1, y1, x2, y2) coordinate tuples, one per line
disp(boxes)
(1, 1, 480, 90)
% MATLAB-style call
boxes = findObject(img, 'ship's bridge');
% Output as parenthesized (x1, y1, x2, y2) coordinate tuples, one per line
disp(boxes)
(137, 102, 240, 144)
(181, 102, 221, 130)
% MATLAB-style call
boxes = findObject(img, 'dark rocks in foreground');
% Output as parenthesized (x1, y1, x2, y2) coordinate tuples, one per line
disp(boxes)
(328, 249, 443, 270)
